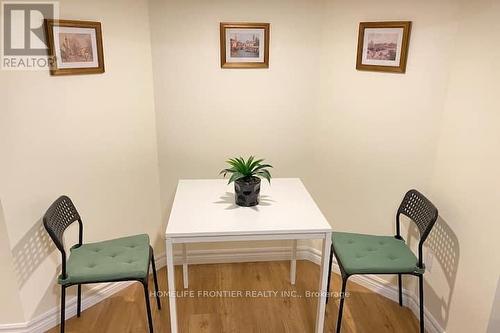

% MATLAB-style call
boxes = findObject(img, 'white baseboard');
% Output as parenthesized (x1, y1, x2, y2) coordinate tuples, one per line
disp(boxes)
(0, 281, 136, 333)
(0, 245, 445, 333)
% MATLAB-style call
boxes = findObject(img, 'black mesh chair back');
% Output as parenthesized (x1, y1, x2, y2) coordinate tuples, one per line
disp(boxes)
(43, 195, 83, 278)
(396, 189, 438, 267)
(397, 189, 438, 241)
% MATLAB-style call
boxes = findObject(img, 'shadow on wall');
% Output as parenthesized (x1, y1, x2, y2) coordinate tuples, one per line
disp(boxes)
(487, 276, 500, 332)
(425, 216, 460, 328)
(408, 216, 460, 328)
(11, 218, 55, 288)
(11, 212, 81, 319)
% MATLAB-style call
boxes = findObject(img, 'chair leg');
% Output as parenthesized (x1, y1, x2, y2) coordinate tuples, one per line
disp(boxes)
(60, 285, 66, 333)
(151, 248, 162, 310)
(336, 275, 349, 333)
(398, 274, 403, 306)
(143, 281, 154, 333)
(419, 274, 425, 333)
(77, 284, 82, 317)
(326, 244, 334, 304)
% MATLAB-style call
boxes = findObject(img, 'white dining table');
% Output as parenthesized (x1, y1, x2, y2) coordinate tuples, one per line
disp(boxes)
(165, 178, 332, 333)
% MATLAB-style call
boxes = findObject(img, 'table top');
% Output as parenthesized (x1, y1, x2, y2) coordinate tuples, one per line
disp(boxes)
(165, 178, 332, 238)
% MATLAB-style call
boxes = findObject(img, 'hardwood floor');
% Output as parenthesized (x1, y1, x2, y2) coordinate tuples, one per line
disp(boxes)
(46, 261, 419, 333)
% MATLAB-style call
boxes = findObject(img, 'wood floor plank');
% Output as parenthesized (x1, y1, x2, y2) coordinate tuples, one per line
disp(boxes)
(188, 314, 222, 333)
(46, 260, 420, 333)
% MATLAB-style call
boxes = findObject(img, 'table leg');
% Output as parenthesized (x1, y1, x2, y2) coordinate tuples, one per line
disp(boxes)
(291, 239, 297, 285)
(315, 233, 332, 333)
(182, 243, 188, 289)
(166, 238, 178, 333)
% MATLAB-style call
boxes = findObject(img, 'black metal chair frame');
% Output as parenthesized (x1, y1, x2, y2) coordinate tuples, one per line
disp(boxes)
(326, 189, 438, 333)
(43, 196, 161, 333)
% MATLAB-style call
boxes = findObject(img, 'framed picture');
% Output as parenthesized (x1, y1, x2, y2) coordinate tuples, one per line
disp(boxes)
(220, 22, 270, 69)
(44, 19, 105, 75)
(356, 21, 411, 73)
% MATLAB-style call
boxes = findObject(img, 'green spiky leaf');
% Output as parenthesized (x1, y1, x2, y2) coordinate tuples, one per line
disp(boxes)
(220, 156, 273, 183)
(227, 172, 245, 184)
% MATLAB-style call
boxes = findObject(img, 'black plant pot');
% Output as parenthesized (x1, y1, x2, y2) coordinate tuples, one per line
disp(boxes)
(235, 176, 261, 207)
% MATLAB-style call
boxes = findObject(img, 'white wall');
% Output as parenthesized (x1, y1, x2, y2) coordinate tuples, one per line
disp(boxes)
(309, 0, 459, 237)
(0, 201, 25, 323)
(148, 0, 323, 249)
(428, 0, 500, 331)
(0, 0, 161, 320)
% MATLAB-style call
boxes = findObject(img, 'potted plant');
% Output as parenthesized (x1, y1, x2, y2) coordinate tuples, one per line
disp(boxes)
(220, 156, 273, 207)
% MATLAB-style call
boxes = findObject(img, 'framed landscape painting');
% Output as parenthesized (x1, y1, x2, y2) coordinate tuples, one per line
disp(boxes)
(356, 21, 411, 73)
(45, 19, 105, 75)
(220, 22, 270, 68)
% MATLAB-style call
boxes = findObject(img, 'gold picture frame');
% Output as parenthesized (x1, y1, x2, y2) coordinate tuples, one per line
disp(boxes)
(356, 21, 411, 73)
(220, 22, 270, 69)
(44, 19, 105, 76)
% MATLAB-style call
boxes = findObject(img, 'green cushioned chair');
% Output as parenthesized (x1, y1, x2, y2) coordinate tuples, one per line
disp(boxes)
(43, 196, 161, 333)
(326, 190, 438, 333)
